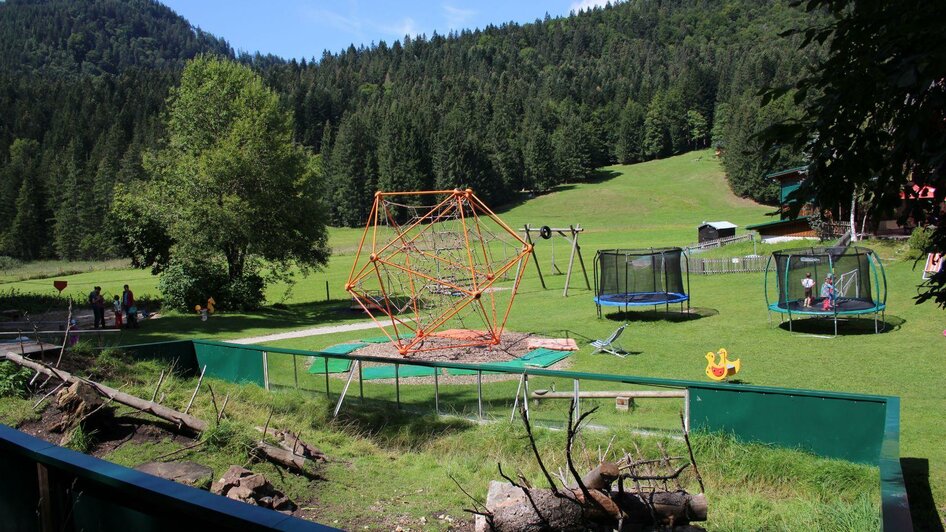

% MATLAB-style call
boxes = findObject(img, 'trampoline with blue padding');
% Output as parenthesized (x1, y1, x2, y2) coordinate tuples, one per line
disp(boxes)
(593, 248, 691, 317)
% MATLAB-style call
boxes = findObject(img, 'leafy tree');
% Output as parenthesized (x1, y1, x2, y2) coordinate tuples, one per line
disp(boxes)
(686, 110, 708, 149)
(761, 0, 946, 306)
(643, 92, 672, 159)
(124, 55, 329, 307)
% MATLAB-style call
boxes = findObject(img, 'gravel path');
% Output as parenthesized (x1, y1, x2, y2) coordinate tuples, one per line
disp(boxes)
(227, 319, 413, 345)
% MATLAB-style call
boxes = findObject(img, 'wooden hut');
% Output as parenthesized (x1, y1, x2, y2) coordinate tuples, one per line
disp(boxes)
(697, 221, 737, 243)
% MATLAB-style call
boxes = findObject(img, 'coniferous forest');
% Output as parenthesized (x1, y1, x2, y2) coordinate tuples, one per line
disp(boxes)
(0, 0, 821, 261)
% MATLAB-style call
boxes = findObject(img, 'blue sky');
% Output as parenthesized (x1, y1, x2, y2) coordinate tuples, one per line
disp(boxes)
(161, 0, 613, 60)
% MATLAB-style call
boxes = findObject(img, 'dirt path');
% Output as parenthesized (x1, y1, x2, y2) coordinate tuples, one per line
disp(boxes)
(227, 319, 412, 345)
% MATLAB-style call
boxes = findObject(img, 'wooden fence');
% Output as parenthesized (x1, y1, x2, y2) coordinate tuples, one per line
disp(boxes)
(687, 255, 767, 275)
(685, 233, 755, 254)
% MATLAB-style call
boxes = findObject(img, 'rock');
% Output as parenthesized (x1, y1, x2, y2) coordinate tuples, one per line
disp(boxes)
(227, 485, 255, 501)
(241, 473, 267, 491)
(210, 465, 296, 511)
(137, 461, 213, 489)
(220, 465, 253, 486)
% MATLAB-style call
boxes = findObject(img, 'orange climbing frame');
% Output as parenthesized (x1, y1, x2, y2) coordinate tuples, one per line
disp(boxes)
(345, 189, 532, 356)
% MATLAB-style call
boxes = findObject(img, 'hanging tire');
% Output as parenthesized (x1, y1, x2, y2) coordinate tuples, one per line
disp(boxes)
(540, 226, 552, 240)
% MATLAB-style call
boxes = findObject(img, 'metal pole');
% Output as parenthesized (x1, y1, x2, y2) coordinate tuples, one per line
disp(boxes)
(262, 353, 269, 391)
(523, 374, 530, 421)
(434, 371, 439, 414)
(477, 370, 483, 420)
(511, 373, 524, 422)
(395, 364, 400, 409)
(359, 362, 364, 403)
(333, 361, 359, 418)
(293, 355, 299, 389)
(573, 379, 580, 419)
(324, 358, 330, 397)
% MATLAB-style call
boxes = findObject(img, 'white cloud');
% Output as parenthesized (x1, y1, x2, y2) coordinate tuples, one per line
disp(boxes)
(570, 0, 614, 13)
(299, 6, 364, 36)
(443, 4, 476, 30)
(382, 17, 420, 39)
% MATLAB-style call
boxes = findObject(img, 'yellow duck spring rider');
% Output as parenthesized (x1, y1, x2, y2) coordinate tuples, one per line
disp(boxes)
(705, 348, 740, 381)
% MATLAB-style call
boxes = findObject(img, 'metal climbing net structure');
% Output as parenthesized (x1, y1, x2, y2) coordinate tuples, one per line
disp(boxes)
(345, 189, 532, 356)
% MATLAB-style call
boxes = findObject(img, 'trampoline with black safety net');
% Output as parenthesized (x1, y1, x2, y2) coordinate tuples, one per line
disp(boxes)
(765, 246, 887, 334)
(593, 248, 690, 317)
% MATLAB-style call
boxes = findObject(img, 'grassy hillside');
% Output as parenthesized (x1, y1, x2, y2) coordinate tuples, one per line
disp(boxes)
(3, 150, 943, 528)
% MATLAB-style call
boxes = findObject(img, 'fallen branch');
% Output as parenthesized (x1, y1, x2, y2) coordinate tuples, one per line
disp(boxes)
(2, 352, 208, 433)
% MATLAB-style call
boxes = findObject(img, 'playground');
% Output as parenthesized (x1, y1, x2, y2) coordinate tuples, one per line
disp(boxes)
(1, 151, 942, 530)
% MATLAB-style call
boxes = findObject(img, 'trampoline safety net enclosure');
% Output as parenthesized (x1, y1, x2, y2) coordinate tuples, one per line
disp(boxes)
(594, 248, 690, 317)
(766, 246, 888, 333)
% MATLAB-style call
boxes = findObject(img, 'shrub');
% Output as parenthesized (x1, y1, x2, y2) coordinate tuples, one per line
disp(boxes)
(158, 259, 265, 311)
(0, 361, 31, 398)
(907, 226, 934, 259)
(0, 256, 22, 272)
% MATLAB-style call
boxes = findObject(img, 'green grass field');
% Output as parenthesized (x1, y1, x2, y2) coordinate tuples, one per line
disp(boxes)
(3, 149, 943, 528)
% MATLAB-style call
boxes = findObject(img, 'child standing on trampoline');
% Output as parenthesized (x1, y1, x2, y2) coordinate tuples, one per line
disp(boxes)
(801, 272, 815, 307)
(821, 275, 837, 310)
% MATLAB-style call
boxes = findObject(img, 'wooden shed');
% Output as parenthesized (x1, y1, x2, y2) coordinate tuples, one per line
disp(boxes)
(697, 221, 737, 243)
(745, 217, 815, 243)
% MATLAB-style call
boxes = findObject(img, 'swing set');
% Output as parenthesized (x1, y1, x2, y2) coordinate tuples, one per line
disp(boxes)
(519, 224, 591, 297)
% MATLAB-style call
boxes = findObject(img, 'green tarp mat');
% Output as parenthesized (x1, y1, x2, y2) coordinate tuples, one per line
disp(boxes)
(195, 343, 264, 386)
(360, 365, 439, 380)
(446, 348, 573, 376)
(307, 357, 353, 374)
(306, 343, 365, 374)
(359, 334, 415, 344)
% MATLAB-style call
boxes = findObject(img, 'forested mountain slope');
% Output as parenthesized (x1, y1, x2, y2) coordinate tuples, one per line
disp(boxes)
(0, 0, 819, 260)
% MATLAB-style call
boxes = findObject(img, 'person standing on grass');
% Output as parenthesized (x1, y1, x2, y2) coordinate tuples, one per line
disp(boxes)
(122, 284, 138, 328)
(112, 294, 123, 328)
(801, 273, 815, 307)
(89, 286, 106, 328)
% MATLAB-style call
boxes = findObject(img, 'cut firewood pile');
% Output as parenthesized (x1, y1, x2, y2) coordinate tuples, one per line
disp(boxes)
(469, 405, 708, 531)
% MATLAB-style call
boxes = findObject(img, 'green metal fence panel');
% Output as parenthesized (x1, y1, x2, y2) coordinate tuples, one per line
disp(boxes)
(119, 340, 200, 375)
(123, 339, 911, 530)
(194, 341, 264, 387)
(688, 386, 886, 463)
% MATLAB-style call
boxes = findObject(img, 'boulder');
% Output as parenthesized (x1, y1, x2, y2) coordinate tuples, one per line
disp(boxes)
(137, 461, 214, 489)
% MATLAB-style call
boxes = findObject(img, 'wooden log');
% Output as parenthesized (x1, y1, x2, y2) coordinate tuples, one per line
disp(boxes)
(532, 390, 685, 399)
(574, 461, 620, 490)
(252, 441, 312, 474)
(475, 481, 707, 532)
(1, 352, 208, 433)
(610, 490, 708, 527)
(255, 426, 327, 463)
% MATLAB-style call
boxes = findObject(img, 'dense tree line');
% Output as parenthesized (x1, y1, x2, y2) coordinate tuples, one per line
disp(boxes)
(0, 0, 820, 260)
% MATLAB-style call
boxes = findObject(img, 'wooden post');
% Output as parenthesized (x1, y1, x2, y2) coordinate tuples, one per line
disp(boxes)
(563, 225, 580, 297)
(522, 225, 546, 289)
(184, 365, 207, 414)
(36, 463, 56, 532)
(575, 224, 591, 290)
(325, 280, 330, 301)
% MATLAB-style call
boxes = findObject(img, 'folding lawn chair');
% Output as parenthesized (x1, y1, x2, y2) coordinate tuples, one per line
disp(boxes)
(589, 323, 628, 358)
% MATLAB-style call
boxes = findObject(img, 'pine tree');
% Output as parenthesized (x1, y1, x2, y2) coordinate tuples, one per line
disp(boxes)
(2, 165, 47, 260)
